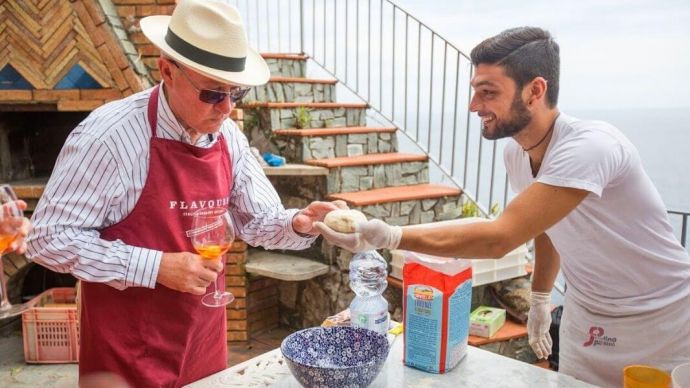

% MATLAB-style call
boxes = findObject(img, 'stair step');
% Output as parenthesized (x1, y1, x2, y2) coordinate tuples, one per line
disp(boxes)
(262, 54, 308, 78)
(269, 76, 337, 85)
(275, 128, 398, 162)
(317, 153, 429, 193)
(306, 152, 427, 168)
(248, 77, 337, 103)
(328, 183, 461, 206)
(261, 53, 308, 60)
(274, 126, 396, 137)
(246, 250, 329, 281)
(241, 102, 368, 132)
(263, 163, 329, 176)
(241, 102, 368, 109)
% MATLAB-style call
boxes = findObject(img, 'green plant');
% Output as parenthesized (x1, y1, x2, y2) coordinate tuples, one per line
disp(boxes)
(294, 106, 311, 129)
(489, 202, 502, 217)
(242, 113, 259, 131)
(461, 199, 501, 218)
(461, 200, 482, 218)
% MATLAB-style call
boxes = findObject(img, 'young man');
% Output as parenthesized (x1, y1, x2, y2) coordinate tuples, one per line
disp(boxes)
(316, 27, 690, 387)
(27, 0, 339, 386)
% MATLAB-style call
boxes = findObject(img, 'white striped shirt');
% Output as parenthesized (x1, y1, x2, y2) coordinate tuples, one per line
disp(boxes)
(27, 85, 314, 290)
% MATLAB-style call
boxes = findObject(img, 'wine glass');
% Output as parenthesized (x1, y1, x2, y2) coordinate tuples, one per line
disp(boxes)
(190, 207, 235, 307)
(0, 184, 27, 319)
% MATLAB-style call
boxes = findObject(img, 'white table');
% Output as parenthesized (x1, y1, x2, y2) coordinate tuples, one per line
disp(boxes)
(186, 334, 595, 388)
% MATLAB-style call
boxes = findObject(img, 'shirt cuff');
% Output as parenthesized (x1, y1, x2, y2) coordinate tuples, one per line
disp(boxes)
(125, 247, 163, 289)
(286, 208, 318, 243)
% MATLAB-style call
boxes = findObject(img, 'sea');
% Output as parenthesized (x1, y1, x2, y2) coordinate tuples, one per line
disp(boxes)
(569, 107, 690, 213)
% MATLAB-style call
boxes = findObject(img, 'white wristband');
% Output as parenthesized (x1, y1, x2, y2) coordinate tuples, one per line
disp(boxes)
(387, 225, 403, 250)
(530, 290, 551, 304)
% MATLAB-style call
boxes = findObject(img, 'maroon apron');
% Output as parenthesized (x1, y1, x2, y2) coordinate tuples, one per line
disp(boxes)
(80, 85, 232, 387)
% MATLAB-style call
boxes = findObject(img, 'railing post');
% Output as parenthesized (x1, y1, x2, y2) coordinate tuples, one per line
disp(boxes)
(299, 0, 305, 54)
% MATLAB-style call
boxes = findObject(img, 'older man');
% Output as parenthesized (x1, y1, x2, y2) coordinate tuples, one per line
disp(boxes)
(27, 1, 338, 386)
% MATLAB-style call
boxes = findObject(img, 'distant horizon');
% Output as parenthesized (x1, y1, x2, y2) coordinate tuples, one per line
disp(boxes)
(395, 0, 690, 112)
(568, 106, 690, 112)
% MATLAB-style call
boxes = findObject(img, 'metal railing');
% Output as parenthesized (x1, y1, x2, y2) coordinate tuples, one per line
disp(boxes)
(224, 0, 690, 248)
(226, 0, 507, 217)
(668, 210, 689, 249)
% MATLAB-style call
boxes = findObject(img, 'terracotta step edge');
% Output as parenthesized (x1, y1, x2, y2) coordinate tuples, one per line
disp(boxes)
(327, 184, 462, 206)
(305, 153, 428, 168)
(261, 53, 309, 60)
(274, 127, 396, 136)
(240, 102, 369, 109)
(269, 76, 337, 84)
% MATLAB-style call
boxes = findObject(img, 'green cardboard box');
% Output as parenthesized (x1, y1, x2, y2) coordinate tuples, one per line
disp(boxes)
(469, 306, 506, 338)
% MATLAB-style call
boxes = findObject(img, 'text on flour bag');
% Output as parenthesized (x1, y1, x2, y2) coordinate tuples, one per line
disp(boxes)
(402, 251, 472, 374)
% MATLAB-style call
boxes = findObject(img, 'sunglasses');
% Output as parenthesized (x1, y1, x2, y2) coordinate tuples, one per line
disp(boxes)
(171, 61, 250, 105)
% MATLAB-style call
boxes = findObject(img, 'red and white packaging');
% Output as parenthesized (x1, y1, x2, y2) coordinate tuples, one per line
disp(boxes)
(402, 252, 473, 374)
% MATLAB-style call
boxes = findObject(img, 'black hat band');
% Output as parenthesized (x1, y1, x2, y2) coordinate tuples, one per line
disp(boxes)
(165, 28, 246, 72)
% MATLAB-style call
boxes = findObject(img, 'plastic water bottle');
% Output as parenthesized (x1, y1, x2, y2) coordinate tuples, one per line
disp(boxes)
(349, 250, 389, 335)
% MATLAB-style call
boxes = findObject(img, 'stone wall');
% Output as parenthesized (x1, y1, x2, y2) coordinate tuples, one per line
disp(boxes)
(279, 268, 352, 329)
(243, 107, 367, 154)
(252, 106, 367, 131)
(264, 58, 306, 78)
(275, 132, 398, 161)
(358, 196, 464, 226)
(327, 162, 428, 193)
(266, 175, 328, 262)
(245, 82, 335, 103)
(277, 260, 402, 329)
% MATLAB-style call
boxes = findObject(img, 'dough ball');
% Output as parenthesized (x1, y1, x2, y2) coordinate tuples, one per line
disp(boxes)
(324, 209, 367, 233)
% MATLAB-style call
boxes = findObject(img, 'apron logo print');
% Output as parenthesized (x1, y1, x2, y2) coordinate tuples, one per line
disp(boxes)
(169, 197, 230, 211)
(583, 326, 617, 347)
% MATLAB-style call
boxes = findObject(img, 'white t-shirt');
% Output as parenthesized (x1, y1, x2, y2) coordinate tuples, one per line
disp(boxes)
(505, 113, 690, 315)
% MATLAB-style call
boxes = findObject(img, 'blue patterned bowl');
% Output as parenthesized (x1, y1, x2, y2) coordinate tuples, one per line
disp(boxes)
(280, 326, 390, 388)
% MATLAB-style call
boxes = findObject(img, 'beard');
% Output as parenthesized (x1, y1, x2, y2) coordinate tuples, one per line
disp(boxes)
(481, 94, 532, 140)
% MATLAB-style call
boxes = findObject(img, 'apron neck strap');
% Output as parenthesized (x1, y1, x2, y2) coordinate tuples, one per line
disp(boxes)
(148, 85, 160, 138)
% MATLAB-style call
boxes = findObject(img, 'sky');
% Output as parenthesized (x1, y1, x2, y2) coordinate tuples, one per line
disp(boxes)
(394, 0, 690, 111)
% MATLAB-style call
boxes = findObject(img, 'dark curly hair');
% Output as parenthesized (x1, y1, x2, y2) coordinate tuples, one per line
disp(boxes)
(470, 27, 560, 107)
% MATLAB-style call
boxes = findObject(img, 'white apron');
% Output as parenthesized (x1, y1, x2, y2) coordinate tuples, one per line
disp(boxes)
(558, 292, 690, 387)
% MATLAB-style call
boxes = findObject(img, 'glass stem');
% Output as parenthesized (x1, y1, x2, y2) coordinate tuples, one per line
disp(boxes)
(0, 254, 10, 310)
(213, 279, 222, 299)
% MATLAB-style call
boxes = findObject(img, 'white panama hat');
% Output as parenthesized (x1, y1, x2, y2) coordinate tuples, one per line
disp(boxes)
(140, 0, 270, 87)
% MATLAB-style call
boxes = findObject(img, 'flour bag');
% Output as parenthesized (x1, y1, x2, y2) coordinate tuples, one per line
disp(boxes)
(403, 251, 472, 373)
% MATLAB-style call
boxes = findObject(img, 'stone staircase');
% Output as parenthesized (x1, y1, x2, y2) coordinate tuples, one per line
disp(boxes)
(243, 53, 464, 227)
(240, 54, 466, 328)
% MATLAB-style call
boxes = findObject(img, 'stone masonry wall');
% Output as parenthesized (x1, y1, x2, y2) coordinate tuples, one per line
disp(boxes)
(275, 132, 398, 162)
(266, 175, 328, 262)
(246, 82, 335, 103)
(269, 107, 367, 130)
(327, 162, 428, 193)
(264, 58, 306, 78)
(243, 107, 367, 155)
(360, 196, 463, 226)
